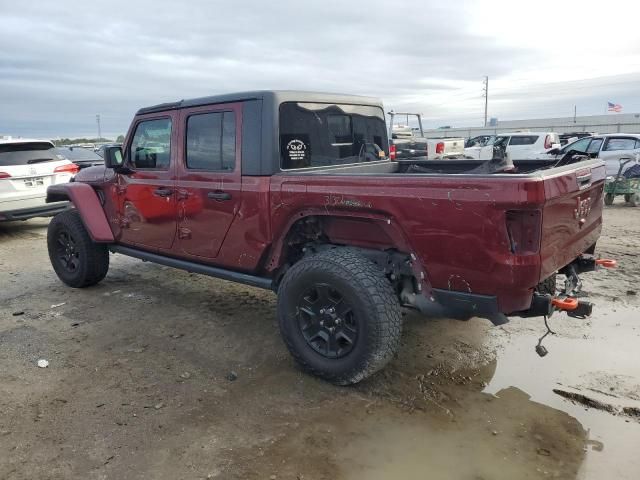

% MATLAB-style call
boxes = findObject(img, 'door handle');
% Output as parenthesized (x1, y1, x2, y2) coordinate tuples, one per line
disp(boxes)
(153, 188, 173, 197)
(207, 191, 232, 201)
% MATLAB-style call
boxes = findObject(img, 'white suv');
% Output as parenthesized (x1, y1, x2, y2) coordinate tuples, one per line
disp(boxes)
(0, 139, 78, 221)
(465, 132, 561, 160)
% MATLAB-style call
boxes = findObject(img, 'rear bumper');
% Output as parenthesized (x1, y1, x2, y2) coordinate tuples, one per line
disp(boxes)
(409, 254, 604, 324)
(0, 202, 70, 221)
(402, 288, 508, 325)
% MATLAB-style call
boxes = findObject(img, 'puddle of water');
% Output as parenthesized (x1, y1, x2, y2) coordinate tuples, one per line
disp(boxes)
(337, 383, 587, 480)
(485, 303, 640, 479)
(338, 415, 551, 480)
(332, 304, 639, 480)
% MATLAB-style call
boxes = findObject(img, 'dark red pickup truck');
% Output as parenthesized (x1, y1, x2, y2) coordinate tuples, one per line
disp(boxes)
(46, 91, 609, 384)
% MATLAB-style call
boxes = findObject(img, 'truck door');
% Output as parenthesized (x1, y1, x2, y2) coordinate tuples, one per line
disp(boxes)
(175, 103, 242, 259)
(117, 114, 178, 250)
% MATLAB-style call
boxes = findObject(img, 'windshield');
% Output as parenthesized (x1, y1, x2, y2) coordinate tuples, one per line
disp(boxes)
(280, 102, 388, 169)
(0, 142, 59, 166)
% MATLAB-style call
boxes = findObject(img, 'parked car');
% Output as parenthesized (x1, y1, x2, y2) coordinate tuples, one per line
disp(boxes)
(46, 90, 607, 384)
(0, 139, 76, 221)
(388, 111, 465, 160)
(536, 134, 640, 176)
(465, 132, 560, 160)
(55, 146, 104, 170)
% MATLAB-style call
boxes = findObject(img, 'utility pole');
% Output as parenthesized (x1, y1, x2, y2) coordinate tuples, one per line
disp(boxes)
(483, 76, 489, 127)
(96, 114, 102, 140)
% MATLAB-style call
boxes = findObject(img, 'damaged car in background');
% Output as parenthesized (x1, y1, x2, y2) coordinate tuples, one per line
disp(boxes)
(44, 91, 615, 384)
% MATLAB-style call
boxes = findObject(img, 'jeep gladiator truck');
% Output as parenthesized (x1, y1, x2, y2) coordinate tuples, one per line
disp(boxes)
(46, 91, 611, 385)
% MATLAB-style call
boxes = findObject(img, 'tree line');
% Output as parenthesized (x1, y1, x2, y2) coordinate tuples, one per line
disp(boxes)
(54, 135, 125, 146)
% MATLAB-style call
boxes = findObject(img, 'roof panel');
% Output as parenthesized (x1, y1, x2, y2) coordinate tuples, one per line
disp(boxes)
(136, 90, 382, 114)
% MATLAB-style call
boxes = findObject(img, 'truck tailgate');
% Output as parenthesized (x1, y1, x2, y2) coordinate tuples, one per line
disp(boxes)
(539, 161, 606, 279)
(442, 138, 465, 157)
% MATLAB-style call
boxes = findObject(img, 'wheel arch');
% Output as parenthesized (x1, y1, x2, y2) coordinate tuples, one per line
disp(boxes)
(46, 183, 114, 242)
(264, 210, 431, 294)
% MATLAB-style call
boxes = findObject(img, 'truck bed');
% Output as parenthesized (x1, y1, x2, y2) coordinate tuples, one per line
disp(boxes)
(272, 157, 605, 314)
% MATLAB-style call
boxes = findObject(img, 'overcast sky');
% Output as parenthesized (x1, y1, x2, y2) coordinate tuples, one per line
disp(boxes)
(1, 0, 639, 138)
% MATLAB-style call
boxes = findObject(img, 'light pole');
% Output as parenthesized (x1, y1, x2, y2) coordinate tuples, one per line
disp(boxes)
(483, 76, 489, 127)
(96, 114, 102, 140)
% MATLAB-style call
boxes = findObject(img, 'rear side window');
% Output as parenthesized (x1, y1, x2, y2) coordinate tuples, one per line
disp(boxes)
(185, 111, 236, 171)
(280, 102, 388, 169)
(604, 138, 637, 151)
(130, 118, 172, 170)
(0, 142, 58, 166)
(509, 136, 538, 146)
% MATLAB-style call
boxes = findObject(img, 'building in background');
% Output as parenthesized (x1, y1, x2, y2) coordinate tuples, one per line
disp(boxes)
(423, 112, 640, 138)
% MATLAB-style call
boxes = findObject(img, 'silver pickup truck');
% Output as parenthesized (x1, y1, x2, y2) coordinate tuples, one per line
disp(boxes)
(388, 111, 465, 160)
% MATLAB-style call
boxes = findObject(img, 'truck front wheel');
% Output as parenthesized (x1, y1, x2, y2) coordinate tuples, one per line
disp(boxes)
(47, 210, 109, 288)
(277, 248, 402, 385)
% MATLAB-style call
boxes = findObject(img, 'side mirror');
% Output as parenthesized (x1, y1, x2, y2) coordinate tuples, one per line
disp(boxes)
(104, 146, 125, 170)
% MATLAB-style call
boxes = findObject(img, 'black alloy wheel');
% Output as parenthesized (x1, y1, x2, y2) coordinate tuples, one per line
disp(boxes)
(55, 230, 80, 273)
(297, 283, 358, 359)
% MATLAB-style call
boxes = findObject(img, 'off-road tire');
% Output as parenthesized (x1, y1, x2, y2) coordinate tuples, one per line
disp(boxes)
(604, 193, 614, 206)
(47, 210, 109, 288)
(629, 193, 639, 207)
(624, 194, 632, 203)
(277, 248, 402, 385)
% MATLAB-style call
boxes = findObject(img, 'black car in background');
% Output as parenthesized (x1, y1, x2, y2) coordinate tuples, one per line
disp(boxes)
(54, 146, 104, 169)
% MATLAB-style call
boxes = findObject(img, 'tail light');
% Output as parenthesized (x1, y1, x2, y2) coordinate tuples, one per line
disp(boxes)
(544, 135, 553, 149)
(54, 163, 80, 174)
(436, 142, 445, 154)
(505, 210, 542, 254)
(389, 144, 397, 161)
(0, 172, 11, 179)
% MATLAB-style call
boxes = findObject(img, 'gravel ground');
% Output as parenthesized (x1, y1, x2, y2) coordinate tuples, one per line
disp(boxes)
(1, 205, 638, 479)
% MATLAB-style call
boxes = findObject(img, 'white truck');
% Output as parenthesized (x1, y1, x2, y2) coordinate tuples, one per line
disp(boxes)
(464, 132, 560, 160)
(388, 111, 465, 160)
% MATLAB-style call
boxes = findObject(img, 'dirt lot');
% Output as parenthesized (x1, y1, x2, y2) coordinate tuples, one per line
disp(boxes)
(1, 205, 639, 480)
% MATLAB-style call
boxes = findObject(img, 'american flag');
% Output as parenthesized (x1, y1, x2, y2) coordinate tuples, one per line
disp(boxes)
(607, 101, 622, 113)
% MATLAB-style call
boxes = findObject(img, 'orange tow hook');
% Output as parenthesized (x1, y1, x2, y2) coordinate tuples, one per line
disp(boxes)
(551, 297, 579, 311)
(595, 258, 617, 268)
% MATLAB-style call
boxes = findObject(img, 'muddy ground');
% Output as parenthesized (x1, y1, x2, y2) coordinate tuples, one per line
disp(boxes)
(1, 205, 639, 480)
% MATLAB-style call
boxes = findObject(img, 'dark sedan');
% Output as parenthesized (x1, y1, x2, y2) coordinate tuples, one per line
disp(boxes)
(54, 146, 104, 169)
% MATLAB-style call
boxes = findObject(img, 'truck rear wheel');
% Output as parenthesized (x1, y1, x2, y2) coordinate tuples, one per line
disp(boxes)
(277, 248, 402, 385)
(47, 210, 109, 288)
(629, 193, 639, 207)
